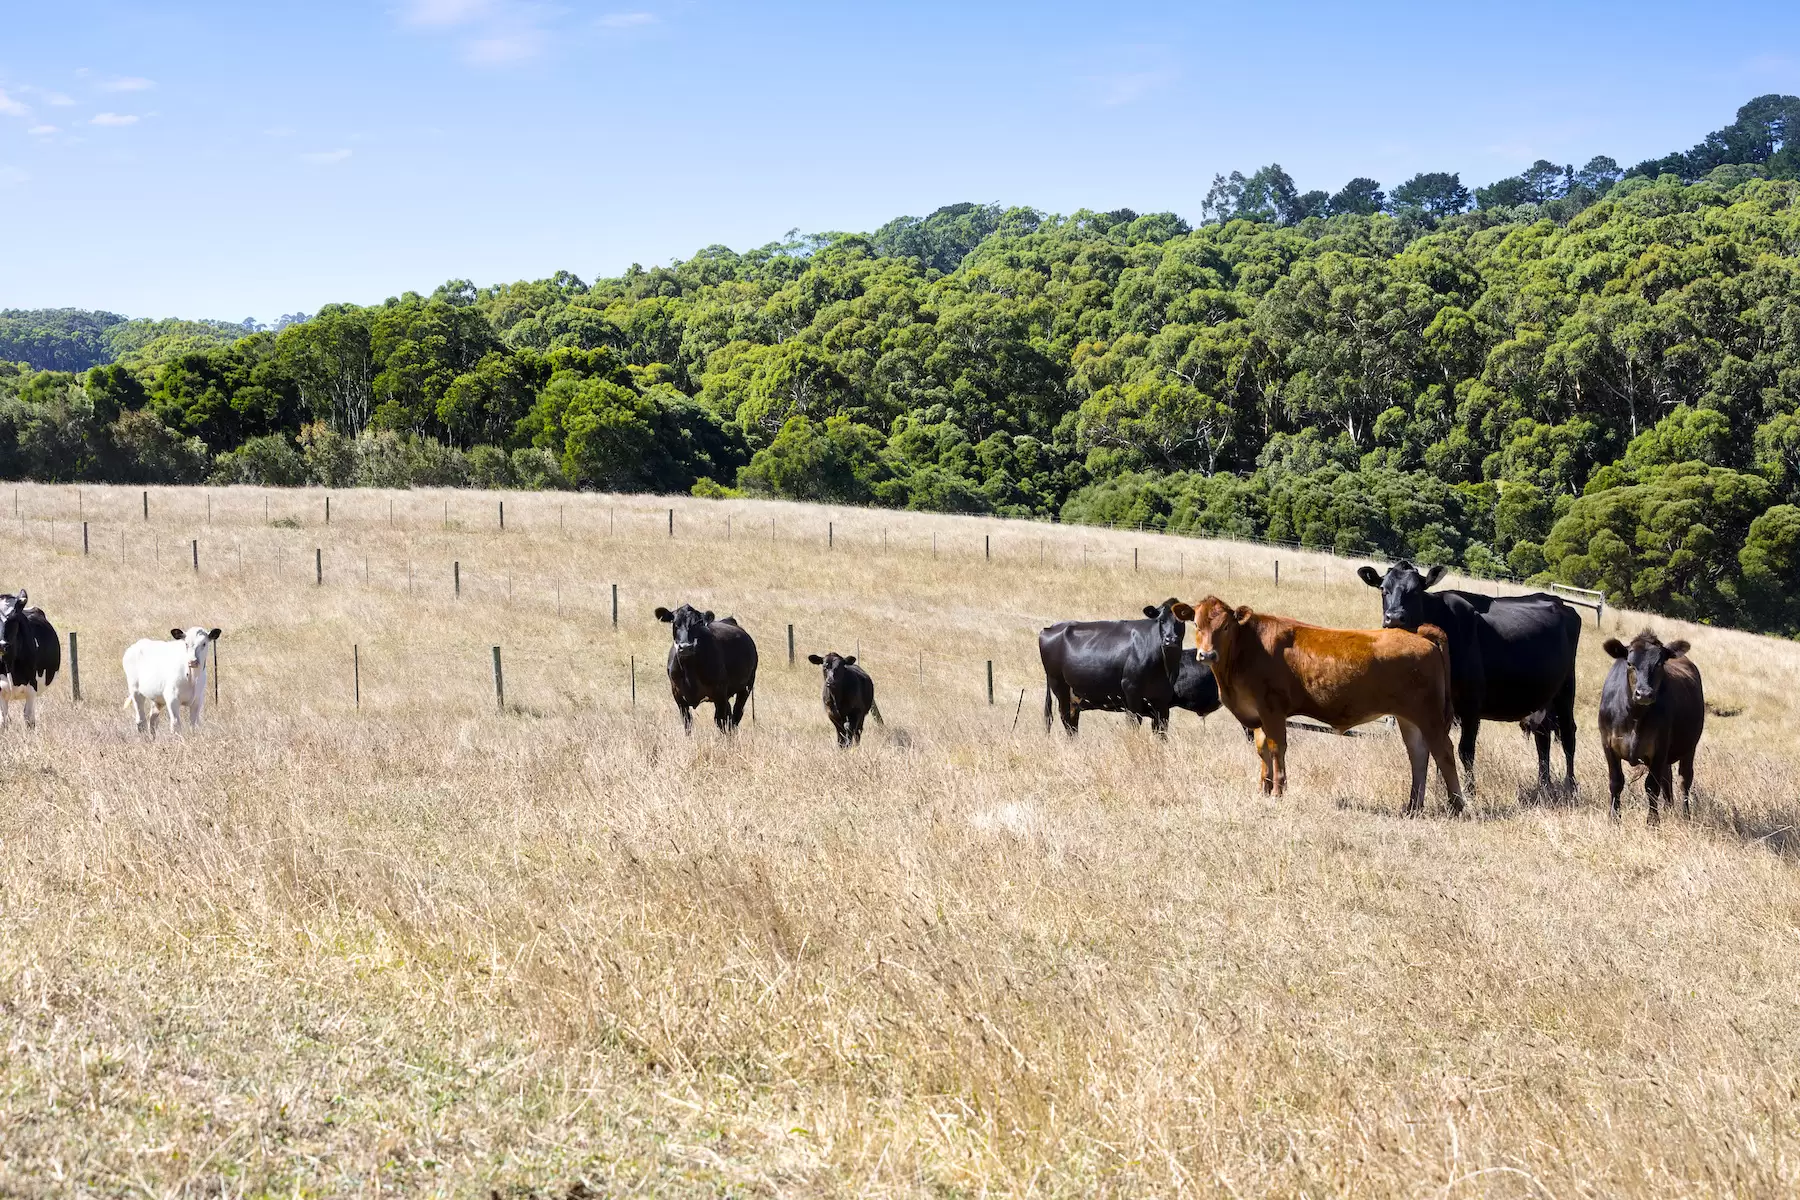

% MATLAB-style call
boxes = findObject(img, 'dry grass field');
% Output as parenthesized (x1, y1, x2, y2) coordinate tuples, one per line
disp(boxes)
(1, 483, 1799, 1198)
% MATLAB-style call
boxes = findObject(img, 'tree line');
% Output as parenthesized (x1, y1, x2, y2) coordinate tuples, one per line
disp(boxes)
(2, 96, 1799, 635)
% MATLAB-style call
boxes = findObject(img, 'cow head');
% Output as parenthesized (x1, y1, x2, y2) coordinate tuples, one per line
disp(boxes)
(1356, 560, 1448, 630)
(0, 592, 25, 666)
(170, 626, 222, 672)
(655, 604, 714, 662)
(807, 652, 857, 690)
(1142, 598, 1194, 681)
(1188, 596, 1244, 668)
(1604, 630, 1689, 711)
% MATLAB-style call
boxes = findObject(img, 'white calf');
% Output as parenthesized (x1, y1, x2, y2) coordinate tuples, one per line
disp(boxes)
(123, 627, 221, 734)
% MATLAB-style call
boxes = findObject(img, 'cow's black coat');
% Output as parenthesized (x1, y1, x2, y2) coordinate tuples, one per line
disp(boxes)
(806, 652, 878, 747)
(1039, 599, 1191, 736)
(1358, 561, 1580, 791)
(1599, 631, 1705, 823)
(0, 590, 60, 704)
(654, 604, 758, 733)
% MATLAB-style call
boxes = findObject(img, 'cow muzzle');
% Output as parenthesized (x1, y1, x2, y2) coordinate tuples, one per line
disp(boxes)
(1195, 649, 1218, 664)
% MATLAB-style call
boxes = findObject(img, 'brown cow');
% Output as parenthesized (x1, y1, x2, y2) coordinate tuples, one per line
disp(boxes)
(1189, 596, 1465, 816)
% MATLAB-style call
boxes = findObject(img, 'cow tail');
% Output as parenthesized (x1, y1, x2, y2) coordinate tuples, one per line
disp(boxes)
(1419, 623, 1454, 731)
(870, 700, 885, 727)
(1043, 680, 1053, 730)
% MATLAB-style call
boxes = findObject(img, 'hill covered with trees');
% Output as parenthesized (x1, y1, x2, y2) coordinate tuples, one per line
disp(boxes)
(3, 96, 1800, 634)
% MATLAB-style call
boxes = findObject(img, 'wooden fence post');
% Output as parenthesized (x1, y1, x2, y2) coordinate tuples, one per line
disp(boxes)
(630, 655, 636, 706)
(142, 490, 148, 521)
(192, 539, 198, 572)
(668, 508, 674, 537)
(788, 624, 795, 666)
(492, 646, 504, 710)
(987, 660, 994, 705)
(315, 547, 322, 586)
(499, 500, 505, 531)
(1274, 559, 1280, 588)
(82, 522, 88, 555)
(354, 645, 361, 709)
(611, 583, 618, 628)
(69, 631, 80, 702)
(325, 495, 330, 525)
(454, 561, 461, 596)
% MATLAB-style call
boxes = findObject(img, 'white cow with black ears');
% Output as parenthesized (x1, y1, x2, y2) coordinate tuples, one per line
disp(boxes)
(123, 626, 221, 734)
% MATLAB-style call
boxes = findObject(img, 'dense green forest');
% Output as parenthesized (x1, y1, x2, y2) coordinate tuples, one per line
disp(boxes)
(4, 96, 1800, 634)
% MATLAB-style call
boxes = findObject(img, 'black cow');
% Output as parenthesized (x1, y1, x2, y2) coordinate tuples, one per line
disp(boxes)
(1359, 561, 1580, 792)
(654, 604, 758, 733)
(1599, 631, 1705, 823)
(0, 590, 60, 729)
(806, 652, 881, 747)
(1040, 598, 1193, 736)
(1131, 650, 1223, 727)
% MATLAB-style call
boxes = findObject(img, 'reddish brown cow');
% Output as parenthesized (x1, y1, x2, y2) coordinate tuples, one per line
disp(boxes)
(1189, 597, 1465, 816)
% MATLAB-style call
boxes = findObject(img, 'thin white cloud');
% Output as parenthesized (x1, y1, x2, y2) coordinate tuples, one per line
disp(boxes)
(300, 148, 353, 165)
(100, 76, 156, 92)
(27, 124, 58, 136)
(598, 11, 655, 28)
(0, 89, 27, 117)
(465, 30, 546, 63)
(41, 90, 75, 106)
(91, 112, 140, 126)
(402, 0, 493, 27)
(399, 0, 560, 64)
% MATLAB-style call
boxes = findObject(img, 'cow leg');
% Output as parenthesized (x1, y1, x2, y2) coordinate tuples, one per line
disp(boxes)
(1678, 755, 1695, 818)
(1398, 719, 1432, 816)
(1456, 711, 1481, 797)
(728, 688, 751, 731)
(1430, 728, 1466, 817)
(1149, 706, 1171, 738)
(1645, 760, 1669, 826)
(1555, 679, 1578, 791)
(1253, 724, 1288, 796)
(1605, 748, 1625, 820)
(130, 694, 149, 734)
(1048, 680, 1078, 736)
(676, 702, 694, 734)
(850, 711, 866, 746)
(148, 698, 164, 737)
(1532, 723, 1554, 791)
(713, 697, 731, 733)
(189, 692, 206, 729)
(22, 686, 37, 730)
(0, 690, 9, 730)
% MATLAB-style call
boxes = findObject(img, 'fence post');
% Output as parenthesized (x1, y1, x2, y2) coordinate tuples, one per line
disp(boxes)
(212, 640, 219, 705)
(499, 500, 505, 531)
(668, 508, 674, 537)
(354, 644, 361, 709)
(492, 646, 504, 710)
(986, 534, 990, 562)
(315, 547, 322, 586)
(987, 660, 994, 705)
(788, 624, 795, 667)
(82, 522, 88, 555)
(69, 631, 79, 702)
(325, 495, 330, 525)
(611, 583, 618, 628)
(454, 561, 461, 596)
(1134, 547, 1139, 572)
(829, 522, 833, 550)
(192, 539, 198, 572)
(630, 655, 636, 706)
(1274, 559, 1280, 588)
(142, 490, 148, 521)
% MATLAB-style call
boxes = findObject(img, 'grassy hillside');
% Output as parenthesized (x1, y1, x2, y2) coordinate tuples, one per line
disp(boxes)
(0, 487, 1796, 1195)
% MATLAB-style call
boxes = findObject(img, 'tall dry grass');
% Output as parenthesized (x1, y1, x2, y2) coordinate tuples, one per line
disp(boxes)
(1, 484, 1798, 1197)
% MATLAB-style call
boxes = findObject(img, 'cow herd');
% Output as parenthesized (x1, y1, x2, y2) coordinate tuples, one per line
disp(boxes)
(0, 557, 1711, 823)
(0, 590, 221, 735)
(657, 558, 1708, 823)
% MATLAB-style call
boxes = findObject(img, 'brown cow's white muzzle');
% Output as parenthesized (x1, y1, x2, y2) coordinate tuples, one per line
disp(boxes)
(1196, 649, 1217, 664)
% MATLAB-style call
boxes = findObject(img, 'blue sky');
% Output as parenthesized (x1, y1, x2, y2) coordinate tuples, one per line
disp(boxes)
(2, 0, 1798, 322)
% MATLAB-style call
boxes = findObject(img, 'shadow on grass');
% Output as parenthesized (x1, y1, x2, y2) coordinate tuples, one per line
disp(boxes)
(1698, 795, 1800, 860)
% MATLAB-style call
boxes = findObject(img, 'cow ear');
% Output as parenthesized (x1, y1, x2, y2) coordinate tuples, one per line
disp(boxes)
(1421, 564, 1449, 589)
(1171, 603, 1194, 622)
(171, 628, 185, 640)
(208, 629, 222, 641)
(1233, 605, 1254, 624)
(843, 655, 856, 666)
(702, 610, 715, 623)
(1143, 606, 1160, 618)
(807, 654, 823, 665)
(1664, 639, 1690, 657)
(1603, 638, 1627, 659)
(1357, 566, 1383, 588)
(654, 607, 673, 622)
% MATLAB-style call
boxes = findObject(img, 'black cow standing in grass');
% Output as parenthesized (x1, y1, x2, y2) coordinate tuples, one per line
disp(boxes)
(0, 590, 60, 729)
(1599, 631, 1705, 824)
(806, 652, 881, 747)
(1358, 561, 1581, 793)
(654, 604, 758, 733)
(1131, 650, 1222, 729)
(1040, 599, 1193, 736)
